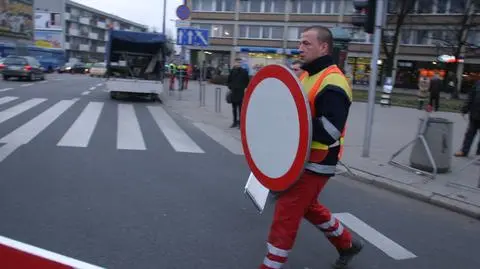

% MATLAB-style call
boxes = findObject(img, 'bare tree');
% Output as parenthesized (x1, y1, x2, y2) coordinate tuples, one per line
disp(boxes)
(431, 0, 479, 98)
(381, 0, 417, 79)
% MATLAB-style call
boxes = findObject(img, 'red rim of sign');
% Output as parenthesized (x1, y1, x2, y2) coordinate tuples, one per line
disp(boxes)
(240, 65, 310, 191)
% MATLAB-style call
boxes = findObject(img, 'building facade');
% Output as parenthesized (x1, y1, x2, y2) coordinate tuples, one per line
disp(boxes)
(0, 0, 35, 45)
(186, 0, 480, 91)
(35, 0, 148, 62)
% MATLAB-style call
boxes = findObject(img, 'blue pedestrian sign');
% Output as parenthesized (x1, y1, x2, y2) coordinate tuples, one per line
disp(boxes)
(177, 27, 209, 47)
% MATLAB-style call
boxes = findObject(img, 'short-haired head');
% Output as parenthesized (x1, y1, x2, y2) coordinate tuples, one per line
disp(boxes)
(298, 26, 333, 64)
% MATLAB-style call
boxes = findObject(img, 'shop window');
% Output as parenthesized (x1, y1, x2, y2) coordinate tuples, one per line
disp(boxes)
(466, 31, 480, 46)
(430, 30, 443, 45)
(212, 25, 222, 37)
(324, 0, 340, 14)
(413, 30, 429, 45)
(249, 26, 261, 38)
(222, 25, 233, 38)
(250, 0, 262, 12)
(202, 0, 214, 11)
(296, 0, 314, 13)
(262, 27, 271, 39)
(271, 26, 283, 39)
(224, 0, 235, 11)
(400, 29, 411, 44)
(239, 25, 248, 38)
(273, 0, 286, 12)
(436, 0, 447, 13)
(240, 0, 249, 12)
(288, 27, 298, 41)
(192, 1, 201, 11)
(450, 0, 466, 13)
(416, 0, 433, 14)
(215, 0, 223, 11)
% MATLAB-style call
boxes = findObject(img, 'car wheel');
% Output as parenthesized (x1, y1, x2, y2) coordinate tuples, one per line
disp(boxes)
(29, 73, 35, 81)
(3, 75, 8, 80)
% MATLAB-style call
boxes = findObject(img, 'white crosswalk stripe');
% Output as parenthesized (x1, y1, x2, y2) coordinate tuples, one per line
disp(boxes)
(148, 106, 204, 153)
(0, 97, 244, 163)
(117, 104, 146, 150)
(57, 102, 103, 148)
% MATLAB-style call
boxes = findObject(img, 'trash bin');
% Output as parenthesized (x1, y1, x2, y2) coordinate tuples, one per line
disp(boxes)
(409, 117, 454, 173)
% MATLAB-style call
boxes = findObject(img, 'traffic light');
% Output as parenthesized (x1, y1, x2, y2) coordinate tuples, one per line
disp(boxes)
(352, 0, 377, 34)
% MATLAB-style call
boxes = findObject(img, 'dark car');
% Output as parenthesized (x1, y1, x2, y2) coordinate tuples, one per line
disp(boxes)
(59, 62, 88, 74)
(2, 56, 45, 81)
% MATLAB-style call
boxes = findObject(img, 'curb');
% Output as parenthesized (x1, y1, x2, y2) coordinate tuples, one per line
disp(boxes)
(338, 167, 480, 220)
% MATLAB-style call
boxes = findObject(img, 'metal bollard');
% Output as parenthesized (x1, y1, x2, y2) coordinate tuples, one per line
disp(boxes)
(199, 83, 206, 107)
(215, 87, 222, 113)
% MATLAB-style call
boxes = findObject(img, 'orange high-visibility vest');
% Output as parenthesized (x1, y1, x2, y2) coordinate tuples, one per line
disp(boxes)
(299, 65, 351, 162)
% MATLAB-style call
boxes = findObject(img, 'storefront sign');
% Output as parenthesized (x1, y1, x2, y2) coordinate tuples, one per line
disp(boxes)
(34, 30, 62, 49)
(0, 0, 34, 40)
(34, 12, 62, 30)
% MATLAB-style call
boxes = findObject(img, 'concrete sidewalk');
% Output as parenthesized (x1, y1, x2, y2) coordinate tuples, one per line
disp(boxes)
(163, 81, 480, 219)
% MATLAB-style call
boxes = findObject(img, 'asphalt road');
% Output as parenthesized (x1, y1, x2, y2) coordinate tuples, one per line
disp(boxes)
(0, 74, 479, 269)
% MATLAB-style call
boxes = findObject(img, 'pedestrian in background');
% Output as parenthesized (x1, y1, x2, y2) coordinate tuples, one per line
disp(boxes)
(454, 80, 480, 157)
(428, 71, 442, 111)
(226, 58, 250, 128)
(291, 60, 303, 77)
(417, 75, 430, 110)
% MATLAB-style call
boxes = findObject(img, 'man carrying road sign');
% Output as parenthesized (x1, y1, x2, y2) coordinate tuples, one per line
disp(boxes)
(242, 26, 363, 269)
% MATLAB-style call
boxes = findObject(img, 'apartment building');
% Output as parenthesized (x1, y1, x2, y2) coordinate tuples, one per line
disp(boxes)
(186, 0, 480, 90)
(35, 0, 148, 62)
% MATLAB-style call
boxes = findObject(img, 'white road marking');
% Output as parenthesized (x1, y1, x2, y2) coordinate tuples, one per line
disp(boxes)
(193, 122, 243, 155)
(117, 104, 146, 150)
(96, 83, 103, 87)
(0, 96, 18, 105)
(0, 234, 105, 269)
(148, 106, 204, 153)
(39, 80, 48, 84)
(334, 213, 417, 260)
(20, 83, 34, 87)
(89, 86, 96, 90)
(53, 78, 63, 81)
(0, 143, 21, 163)
(0, 88, 13, 92)
(81, 91, 90, 95)
(0, 100, 76, 144)
(57, 102, 103, 148)
(0, 98, 47, 124)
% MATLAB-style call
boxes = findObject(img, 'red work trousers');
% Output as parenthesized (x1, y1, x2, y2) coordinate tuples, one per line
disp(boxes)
(259, 171, 352, 269)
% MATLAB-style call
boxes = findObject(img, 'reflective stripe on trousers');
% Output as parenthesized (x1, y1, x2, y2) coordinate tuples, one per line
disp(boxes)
(261, 243, 290, 269)
(317, 216, 345, 238)
(305, 162, 337, 174)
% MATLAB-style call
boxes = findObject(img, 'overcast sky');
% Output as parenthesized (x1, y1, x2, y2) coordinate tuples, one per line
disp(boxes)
(74, 0, 183, 36)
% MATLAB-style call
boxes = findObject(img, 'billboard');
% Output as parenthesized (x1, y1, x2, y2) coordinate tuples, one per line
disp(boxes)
(35, 12, 62, 30)
(34, 29, 62, 49)
(0, 0, 34, 40)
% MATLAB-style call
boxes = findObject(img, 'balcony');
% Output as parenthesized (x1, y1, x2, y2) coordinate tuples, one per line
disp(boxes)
(97, 46, 105, 53)
(97, 21, 106, 28)
(88, 32, 99, 39)
(79, 17, 90, 25)
(69, 29, 80, 36)
(64, 42, 70, 50)
(79, 44, 90, 51)
(70, 43, 80, 50)
(64, 13, 70, 20)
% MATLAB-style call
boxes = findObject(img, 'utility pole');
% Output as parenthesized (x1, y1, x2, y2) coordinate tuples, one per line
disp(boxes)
(162, 0, 167, 34)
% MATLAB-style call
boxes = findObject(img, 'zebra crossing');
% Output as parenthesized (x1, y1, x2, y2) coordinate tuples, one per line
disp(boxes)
(0, 96, 244, 163)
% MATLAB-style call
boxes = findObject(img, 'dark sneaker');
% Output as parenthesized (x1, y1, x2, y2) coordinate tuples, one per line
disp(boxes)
(332, 238, 364, 269)
(230, 122, 238, 128)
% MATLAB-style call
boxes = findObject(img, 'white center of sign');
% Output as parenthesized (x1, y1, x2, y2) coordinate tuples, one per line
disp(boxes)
(245, 77, 301, 179)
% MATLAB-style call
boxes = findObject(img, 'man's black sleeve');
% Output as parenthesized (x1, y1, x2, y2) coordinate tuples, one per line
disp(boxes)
(311, 85, 351, 145)
(461, 86, 475, 114)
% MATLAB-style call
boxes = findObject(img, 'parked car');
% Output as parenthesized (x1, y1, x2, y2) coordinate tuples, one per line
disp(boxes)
(89, 62, 106, 77)
(2, 56, 45, 81)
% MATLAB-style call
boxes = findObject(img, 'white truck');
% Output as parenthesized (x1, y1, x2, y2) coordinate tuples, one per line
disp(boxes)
(105, 29, 172, 102)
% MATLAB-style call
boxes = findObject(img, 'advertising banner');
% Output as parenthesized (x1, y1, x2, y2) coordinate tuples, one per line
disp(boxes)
(0, 0, 34, 40)
(35, 12, 62, 30)
(34, 29, 62, 49)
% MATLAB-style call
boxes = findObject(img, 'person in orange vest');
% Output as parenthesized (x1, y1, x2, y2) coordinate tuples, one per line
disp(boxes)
(259, 26, 362, 269)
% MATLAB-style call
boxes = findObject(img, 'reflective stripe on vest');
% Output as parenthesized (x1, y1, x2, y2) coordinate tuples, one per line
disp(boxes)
(300, 65, 351, 163)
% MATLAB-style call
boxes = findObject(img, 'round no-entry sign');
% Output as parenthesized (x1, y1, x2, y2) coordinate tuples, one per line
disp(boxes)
(240, 64, 312, 191)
